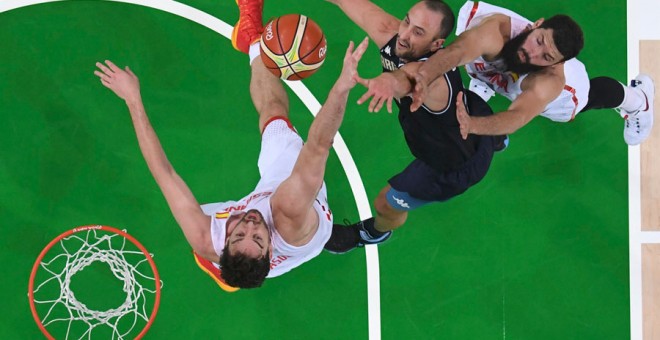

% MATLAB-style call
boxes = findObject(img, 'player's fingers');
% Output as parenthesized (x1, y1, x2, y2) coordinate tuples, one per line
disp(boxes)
(345, 41, 355, 58)
(100, 79, 111, 88)
(353, 37, 369, 60)
(412, 83, 420, 94)
(355, 75, 369, 88)
(411, 83, 424, 111)
(369, 96, 382, 113)
(356, 90, 373, 105)
(95, 62, 112, 76)
(105, 60, 121, 73)
(125, 66, 135, 77)
(367, 96, 379, 112)
(387, 98, 393, 114)
(374, 96, 385, 113)
(461, 128, 468, 140)
(411, 95, 421, 112)
(94, 70, 111, 82)
(456, 91, 465, 106)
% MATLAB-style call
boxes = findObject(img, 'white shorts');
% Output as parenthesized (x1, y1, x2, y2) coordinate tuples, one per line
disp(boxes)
(255, 117, 303, 191)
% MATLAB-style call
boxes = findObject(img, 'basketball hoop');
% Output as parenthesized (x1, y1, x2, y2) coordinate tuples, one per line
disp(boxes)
(28, 225, 161, 339)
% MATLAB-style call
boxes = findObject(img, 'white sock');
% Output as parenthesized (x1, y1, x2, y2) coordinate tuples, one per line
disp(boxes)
(249, 42, 261, 65)
(619, 83, 648, 113)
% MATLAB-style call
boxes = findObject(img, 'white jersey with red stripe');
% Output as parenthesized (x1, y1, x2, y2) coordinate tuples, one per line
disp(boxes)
(456, 1, 589, 122)
(199, 119, 333, 278)
(201, 184, 332, 278)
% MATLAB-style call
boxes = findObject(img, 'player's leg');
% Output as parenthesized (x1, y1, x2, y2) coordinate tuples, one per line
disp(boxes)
(324, 161, 437, 254)
(580, 77, 627, 111)
(250, 58, 290, 133)
(324, 137, 495, 254)
(322, 185, 405, 254)
(582, 76, 652, 113)
(230, 0, 286, 132)
(581, 76, 654, 145)
(232, 0, 263, 55)
(374, 185, 408, 231)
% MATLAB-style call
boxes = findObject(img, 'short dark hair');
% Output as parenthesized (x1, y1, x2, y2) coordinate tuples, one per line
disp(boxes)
(539, 14, 584, 61)
(219, 250, 270, 288)
(422, 0, 455, 39)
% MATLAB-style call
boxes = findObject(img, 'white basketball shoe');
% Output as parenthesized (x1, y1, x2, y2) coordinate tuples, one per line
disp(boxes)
(621, 74, 654, 145)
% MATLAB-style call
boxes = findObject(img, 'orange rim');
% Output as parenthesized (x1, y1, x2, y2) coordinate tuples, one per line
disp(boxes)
(28, 225, 161, 340)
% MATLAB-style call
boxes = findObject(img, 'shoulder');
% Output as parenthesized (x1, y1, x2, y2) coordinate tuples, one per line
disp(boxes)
(457, 14, 509, 56)
(521, 65, 566, 98)
(477, 14, 511, 34)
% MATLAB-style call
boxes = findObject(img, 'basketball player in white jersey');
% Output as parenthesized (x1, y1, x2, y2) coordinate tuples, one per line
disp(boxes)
(93, 0, 369, 290)
(407, 1, 654, 145)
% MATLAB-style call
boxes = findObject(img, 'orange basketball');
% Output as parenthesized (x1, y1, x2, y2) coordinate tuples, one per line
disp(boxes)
(260, 14, 327, 81)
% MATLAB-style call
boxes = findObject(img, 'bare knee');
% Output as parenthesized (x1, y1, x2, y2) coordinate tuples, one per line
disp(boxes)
(374, 186, 408, 230)
(374, 192, 395, 216)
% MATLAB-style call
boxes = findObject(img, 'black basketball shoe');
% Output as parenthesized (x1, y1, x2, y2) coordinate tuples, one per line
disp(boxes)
(324, 219, 392, 254)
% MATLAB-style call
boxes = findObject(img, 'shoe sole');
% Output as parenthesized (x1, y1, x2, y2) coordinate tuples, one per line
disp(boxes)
(231, 20, 242, 52)
(231, 0, 246, 52)
(323, 248, 356, 255)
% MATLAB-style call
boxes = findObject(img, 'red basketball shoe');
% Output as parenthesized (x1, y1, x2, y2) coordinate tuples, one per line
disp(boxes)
(193, 251, 240, 292)
(231, 0, 263, 54)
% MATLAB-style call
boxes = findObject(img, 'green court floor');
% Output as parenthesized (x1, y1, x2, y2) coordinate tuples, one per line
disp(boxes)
(1, 0, 629, 338)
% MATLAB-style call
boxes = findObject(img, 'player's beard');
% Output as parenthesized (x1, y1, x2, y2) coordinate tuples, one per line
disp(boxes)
(396, 49, 416, 62)
(395, 36, 427, 62)
(500, 29, 545, 74)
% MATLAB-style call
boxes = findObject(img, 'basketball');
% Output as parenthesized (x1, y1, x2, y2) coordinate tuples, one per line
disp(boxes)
(260, 14, 327, 81)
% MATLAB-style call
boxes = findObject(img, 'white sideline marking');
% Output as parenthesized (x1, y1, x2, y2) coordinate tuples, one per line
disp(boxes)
(628, 0, 660, 339)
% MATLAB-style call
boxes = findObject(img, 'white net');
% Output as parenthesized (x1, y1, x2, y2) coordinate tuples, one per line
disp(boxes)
(30, 227, 161, 340)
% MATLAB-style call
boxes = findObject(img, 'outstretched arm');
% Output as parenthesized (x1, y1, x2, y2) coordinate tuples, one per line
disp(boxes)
(271, 38, 369, 245)
(326, 0, 399, 48)
(354, 61, 448, 113)
(94, 61, 216, 261)
(411, 15, 509, 111)
(455, 72, 563, 138)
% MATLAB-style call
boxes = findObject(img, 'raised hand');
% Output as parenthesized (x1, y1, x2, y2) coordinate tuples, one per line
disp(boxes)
(336, 37, 369, 93)
(455, 91, 471, 139)
(94, 60, 141, 103)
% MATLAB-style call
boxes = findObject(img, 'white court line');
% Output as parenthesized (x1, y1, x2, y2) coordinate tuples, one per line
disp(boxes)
(641, 232, 660, 244)
(286, 82, 382, 339)
(0, 1, 381, 339)
(628, 0, 660, 338)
